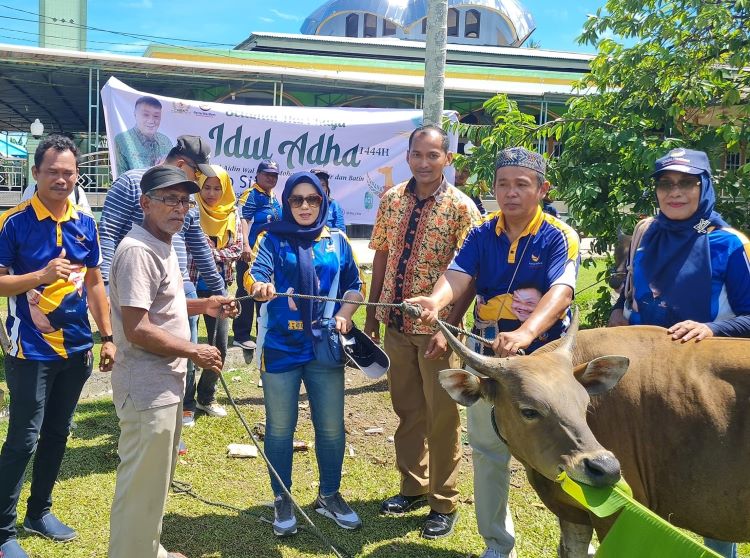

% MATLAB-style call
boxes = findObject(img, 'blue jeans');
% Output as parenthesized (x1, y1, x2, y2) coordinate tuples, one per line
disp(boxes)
(704, 539, 737, 558)
(262, 360, 345, 497)
(0, 351, 93, 544)
(182, 285, 200, 412)
(184, 290, 228, 407)
(232, 261, 255, 343)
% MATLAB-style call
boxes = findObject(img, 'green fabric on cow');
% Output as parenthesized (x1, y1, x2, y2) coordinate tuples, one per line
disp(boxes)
(558, 473, 722, 558)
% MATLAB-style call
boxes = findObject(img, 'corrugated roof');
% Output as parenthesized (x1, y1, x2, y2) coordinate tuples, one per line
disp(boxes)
(239, 31, 593, 63)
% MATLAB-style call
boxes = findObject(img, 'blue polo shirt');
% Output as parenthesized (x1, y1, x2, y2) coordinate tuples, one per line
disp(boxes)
(0, 195, 101, 360)
(241, 184, 281, 248)
(246, 228, 364, 373)
(449, 207, 580, 354)
(629, 227, 750, 336)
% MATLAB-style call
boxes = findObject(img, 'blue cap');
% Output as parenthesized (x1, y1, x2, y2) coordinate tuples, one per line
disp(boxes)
(257, 160, 279, 175)
(652, 148, 711, 177)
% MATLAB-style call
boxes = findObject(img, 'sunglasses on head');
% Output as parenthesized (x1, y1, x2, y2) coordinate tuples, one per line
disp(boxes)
(288, 194, 323, 208)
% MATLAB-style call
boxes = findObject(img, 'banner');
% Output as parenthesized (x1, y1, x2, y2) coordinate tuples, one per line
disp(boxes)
(101, 77, 457, 225)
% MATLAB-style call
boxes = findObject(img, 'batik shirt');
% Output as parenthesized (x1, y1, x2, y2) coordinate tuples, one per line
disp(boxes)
(114, 127, 172, 174)
(369, 178, 480, 334)
(0, 195, 101, 360)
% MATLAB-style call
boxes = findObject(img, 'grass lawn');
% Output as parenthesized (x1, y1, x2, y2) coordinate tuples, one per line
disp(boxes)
(0, 261, 746, 557)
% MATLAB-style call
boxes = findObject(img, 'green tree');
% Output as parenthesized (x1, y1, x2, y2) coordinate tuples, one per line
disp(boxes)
(456, 0, 750, 326)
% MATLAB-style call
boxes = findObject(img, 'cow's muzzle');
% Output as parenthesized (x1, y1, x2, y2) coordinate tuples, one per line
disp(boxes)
(569, 451, 621, 487)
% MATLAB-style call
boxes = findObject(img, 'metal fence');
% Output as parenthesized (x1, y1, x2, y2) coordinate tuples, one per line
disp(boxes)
(0, 155, 26, 207)
(0, 150, 113, 210)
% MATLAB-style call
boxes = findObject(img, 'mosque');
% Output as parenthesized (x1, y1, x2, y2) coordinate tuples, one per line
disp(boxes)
(0, 0, 589, 206)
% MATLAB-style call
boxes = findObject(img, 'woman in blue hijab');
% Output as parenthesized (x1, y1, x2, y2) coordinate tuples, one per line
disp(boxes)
(610, 148, 750, 557)
(245, 172, 365, 538)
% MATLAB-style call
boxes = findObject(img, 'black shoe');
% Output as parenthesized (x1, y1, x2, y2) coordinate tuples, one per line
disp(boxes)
(421, 509, 458, 539)
(379, 493, 428, 515)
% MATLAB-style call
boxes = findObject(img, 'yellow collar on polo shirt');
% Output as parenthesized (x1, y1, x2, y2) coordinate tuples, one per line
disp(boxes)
(495, 205, 544, 237)
(31, 193, 78, 223)
(252, 183, 272, 197)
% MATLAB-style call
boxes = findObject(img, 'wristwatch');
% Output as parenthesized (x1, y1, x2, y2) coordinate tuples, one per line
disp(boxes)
(101, 335, 114, 343)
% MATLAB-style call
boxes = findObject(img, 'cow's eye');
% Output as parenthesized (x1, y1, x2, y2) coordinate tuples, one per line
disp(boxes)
(520, 408, 541, 420)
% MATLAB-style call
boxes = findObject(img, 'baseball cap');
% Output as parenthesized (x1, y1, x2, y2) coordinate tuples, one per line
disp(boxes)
(257, 160, 280, 175)
(339, 326, 390, 379)
(141, 165, 199, 195)
(174, 135, 216, 177)
(651, 148, 711, 177)
(311, 168, 330, 180)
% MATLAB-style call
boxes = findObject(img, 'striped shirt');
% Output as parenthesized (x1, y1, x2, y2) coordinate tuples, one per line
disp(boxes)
(98, 169, 225, 293)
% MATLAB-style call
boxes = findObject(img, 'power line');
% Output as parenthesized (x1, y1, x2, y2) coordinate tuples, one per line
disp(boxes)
(0, 4, 237, 47)
(0, 27, 150, 52)
(0, 12, 262, 66)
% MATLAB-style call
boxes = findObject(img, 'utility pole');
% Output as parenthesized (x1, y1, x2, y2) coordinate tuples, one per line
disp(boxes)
(423, 0, 448, 126)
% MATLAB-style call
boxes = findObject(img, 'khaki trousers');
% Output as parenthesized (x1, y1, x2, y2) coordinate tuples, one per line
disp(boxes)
(384, 327, 462, 513)
(108, 397, 182, 558)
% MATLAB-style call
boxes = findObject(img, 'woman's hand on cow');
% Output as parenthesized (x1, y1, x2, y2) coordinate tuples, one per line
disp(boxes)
(492, 329, 535, 357)
(251, 282, 276, 301)
(668, 320, 714, 342)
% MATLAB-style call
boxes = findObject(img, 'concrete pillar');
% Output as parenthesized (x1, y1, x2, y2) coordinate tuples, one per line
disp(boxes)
(26, 136, 41, 187)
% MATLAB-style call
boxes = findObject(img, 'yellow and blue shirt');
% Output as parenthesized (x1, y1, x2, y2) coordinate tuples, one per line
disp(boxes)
(0, 195, 101, 360)
(449, 206, 580, 354)
(240, 184, 281, 249)
(628, 227, 750, 336)
(245, 228, 364, 373)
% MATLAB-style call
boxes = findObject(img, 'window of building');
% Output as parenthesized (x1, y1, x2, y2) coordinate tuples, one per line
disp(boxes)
(345, 13, 359, 37)
(725, 151, 743, 171)
(448, 8, 459, 36)
(465, 9, 480, 38)
(383, 18, 397, 36)
(421, 17, 427, 34)
(364, 13, 377, 38)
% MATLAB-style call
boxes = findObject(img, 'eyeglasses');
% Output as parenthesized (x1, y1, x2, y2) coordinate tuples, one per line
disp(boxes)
(148, 195, 197, 209)
(655, 178, 700, 193)
(288, 194, 323, 208)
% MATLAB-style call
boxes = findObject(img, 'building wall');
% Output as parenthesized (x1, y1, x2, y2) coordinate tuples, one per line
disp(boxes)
(316, 8, 517, 46)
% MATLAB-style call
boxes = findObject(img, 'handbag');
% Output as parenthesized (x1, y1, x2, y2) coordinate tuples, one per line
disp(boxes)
(312, 232, 345, 366)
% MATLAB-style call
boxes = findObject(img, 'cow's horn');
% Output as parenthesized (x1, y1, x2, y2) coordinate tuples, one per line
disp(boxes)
(436, 321, 507, 379)
(556, 307, 580, 355)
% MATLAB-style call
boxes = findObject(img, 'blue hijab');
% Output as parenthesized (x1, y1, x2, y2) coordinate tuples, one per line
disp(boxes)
(263, 172, 329, 337)
(639, 172, 728, 324)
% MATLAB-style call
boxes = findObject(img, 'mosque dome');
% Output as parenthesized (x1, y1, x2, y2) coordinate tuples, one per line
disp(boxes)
(300, 0, 536, 47)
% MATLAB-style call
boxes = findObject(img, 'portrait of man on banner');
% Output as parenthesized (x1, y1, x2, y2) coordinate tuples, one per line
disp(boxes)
(113, 95, 173, 173)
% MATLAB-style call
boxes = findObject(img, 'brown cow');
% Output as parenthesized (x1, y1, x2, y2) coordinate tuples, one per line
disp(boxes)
(438, 319, 750, 557)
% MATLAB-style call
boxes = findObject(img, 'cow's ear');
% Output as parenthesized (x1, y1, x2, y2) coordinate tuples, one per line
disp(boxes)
(573, 356, 629, 395)
(439, 369, 496, 407)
